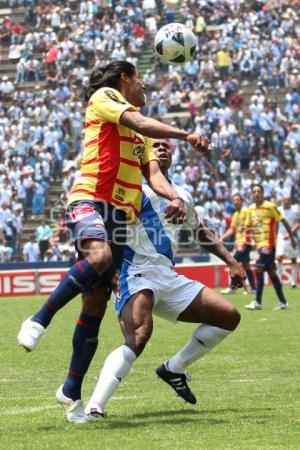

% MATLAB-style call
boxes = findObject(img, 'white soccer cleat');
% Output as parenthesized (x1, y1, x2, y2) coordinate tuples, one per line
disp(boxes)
(84, 402, 105, 421)
(245, 301, 263, 310)
(17, 317, 46, 352)
(56, 385, 87, 424)
(220, 287, 236, 295)
(273, 303, 289, 311)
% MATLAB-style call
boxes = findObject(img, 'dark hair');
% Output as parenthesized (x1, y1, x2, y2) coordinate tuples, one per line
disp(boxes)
(232, 193, 243, 201)
(252, 183, 264, 193)
(85, 61, 136, 101)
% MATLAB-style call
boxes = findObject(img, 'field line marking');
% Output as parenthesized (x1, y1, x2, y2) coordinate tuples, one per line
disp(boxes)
(3, 405, 57, 415)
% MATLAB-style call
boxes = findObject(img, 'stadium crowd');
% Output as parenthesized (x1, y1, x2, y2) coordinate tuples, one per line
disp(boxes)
(0, 0, 299, 262)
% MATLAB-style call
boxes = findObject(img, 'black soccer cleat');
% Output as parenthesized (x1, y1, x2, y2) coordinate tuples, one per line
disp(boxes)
(156, 363, 197, 405)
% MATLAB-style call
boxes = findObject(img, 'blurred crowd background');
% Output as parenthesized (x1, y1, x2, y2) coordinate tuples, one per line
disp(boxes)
(0, 0, 299, 262)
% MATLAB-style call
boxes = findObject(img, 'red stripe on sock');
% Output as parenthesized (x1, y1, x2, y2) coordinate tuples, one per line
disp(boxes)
(46, 301, 57, 312)
(76, 319, 95, 328)
(68, 369, 84, 378)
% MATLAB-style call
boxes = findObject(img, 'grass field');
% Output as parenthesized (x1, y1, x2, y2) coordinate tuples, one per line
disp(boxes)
(1, 288, 300, 450)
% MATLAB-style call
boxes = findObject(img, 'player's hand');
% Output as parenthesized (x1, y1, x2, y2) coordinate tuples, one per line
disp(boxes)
(165, 198, 186, 224)
(228, 261, 248, 292)
(291, 237, 297, 249)
(186, 134, 211, 155)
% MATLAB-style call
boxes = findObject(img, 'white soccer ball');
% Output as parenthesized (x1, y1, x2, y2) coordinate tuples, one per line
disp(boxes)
(154, 23, 197, 65)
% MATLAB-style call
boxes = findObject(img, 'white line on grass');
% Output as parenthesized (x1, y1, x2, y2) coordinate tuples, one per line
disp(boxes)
(229, 378, 273, 383)
(4, 405, 57, 415)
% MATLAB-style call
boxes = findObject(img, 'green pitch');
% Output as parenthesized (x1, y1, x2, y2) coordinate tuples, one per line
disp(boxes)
(1, 288, 300, 450)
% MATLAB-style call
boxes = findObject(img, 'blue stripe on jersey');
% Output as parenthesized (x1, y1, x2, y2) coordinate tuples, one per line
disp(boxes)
(118, 246, 135, 311)
(140, 192, 174, 264)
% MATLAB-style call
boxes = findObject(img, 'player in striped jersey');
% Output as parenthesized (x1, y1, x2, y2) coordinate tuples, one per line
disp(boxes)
(220, 194, 256, 295)
(17, 61, 209, 423)
(245, 184, 297, 311)
(84, 140, 246, 419)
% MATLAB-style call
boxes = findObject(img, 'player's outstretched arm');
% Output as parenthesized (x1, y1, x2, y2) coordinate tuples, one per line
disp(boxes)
(195, 222, 246, 289)
(143, 160, 186, 223)
(120, 110, 209, 154)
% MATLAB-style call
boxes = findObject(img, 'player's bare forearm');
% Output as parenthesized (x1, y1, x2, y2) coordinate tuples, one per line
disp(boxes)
(120, 110, 188, 140)
(220, 227, 234, 242)
(143, 161, 185, 222)
(143, 162, 178, 201)
(195, 223, 246, 288)
(195, 224, 237, 267)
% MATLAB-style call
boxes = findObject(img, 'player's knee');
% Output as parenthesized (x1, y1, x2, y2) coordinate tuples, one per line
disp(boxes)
(222, 305, 241, 331)
(86, 244, 112, 272)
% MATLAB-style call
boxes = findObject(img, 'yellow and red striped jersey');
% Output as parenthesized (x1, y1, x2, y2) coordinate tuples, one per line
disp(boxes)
(68, 87, 157, 221)
(245, 200, 284, 248)
(231, 207, 250, 246)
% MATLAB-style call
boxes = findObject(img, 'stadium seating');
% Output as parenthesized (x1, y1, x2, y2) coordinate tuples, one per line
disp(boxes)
(0, 0, 299, 262)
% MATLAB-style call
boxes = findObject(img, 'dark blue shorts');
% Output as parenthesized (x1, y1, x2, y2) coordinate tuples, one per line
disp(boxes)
(65, 200, 127, 292)
(255, 247, 276, 271)
(233, 244, 251, 264)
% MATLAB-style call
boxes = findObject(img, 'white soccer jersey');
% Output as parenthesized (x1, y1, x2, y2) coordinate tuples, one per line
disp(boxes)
(123, 183, 197, 269)
(278, 205, 300, 236)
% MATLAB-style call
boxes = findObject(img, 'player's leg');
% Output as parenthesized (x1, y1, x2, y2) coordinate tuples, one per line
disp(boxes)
(61, 288, 109, 401)
(243, 261, 256, 292)
(246, 248, 267, 310)
(162, 288, 239, 374)
(277, 255, 284, 282)
(268, 267, 289, 310)
(291, 257, 298, 288)
(56, 288, 109, 423)
(155, 276, 240, 404)
(17, 202, 124, 351)
(85, 289, 154, 418)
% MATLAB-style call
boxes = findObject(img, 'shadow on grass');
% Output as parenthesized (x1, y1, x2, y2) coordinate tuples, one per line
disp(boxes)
(36, 406, 276, 431)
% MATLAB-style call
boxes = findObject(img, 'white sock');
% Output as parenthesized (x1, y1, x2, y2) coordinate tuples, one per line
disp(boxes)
(87, 345, 136, 412)
(291, 264, 298, 286)
(167, 325, 231, 373)
(277, 262, 283, 281)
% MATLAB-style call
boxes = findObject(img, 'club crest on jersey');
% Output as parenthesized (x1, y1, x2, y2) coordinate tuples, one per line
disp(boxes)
(104, 89, 127, 105)
(133, 143, 145, 159)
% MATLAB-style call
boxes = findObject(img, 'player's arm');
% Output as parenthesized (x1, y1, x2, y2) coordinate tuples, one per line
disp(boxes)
(220, 226, 234, 243)
(281, 218, 297, 249)
(195, 221, 246, 289)
(143, 160, 185, 222)
(120, 110, 209, 154)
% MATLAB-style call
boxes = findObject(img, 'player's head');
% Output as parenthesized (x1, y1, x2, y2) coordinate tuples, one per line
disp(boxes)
(85, 61, 145, 107)
(283, 195, 291, 209)
(232, 194, 243, 210)
(252, 184, 264, 203)
(153, 139, 172, 171)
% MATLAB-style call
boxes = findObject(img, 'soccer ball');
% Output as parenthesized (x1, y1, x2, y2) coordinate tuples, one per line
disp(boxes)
(154, 23, 197, 65)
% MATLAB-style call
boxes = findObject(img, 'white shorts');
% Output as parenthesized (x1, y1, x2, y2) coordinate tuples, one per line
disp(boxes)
(276, 236, 297, 259)
(117, 265, 205, 323)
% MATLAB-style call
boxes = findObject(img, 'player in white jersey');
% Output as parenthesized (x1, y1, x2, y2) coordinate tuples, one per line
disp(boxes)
(276, 196, 300, 288)
(84, 140, 246, 419)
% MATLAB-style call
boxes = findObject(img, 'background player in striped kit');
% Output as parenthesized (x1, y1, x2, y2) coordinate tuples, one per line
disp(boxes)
(245, 185, 297, 311)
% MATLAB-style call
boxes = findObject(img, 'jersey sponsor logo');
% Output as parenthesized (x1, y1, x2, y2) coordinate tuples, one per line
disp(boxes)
(133, 144, 145, 159)
(104, 89, 127, 105)
(70, 205, 96, 223)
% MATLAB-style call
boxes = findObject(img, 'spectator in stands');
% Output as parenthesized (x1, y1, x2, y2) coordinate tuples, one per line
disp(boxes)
(35, 220, 53, 260)
(23, 235, 40, 262)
